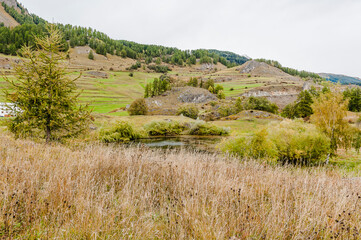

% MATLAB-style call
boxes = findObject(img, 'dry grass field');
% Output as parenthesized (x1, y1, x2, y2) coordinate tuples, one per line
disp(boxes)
(1, 134, 361, 239)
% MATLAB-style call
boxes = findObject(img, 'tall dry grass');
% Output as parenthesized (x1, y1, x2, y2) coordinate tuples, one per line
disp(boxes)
(0, 135, 361, 239)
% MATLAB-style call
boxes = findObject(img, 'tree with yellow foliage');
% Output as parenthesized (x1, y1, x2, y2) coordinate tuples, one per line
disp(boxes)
(311, 89, 352, 152)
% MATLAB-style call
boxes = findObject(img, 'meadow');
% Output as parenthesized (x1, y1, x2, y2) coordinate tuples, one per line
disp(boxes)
(1, 134, 361, 239)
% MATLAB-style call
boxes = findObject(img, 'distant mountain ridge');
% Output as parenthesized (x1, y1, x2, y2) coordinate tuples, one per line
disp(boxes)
(319, 73, 361, 86)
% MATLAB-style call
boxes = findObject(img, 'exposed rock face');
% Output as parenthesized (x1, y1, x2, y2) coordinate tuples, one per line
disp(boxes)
(146, 87, 217, 115)
(242, 85, 303, 109)
(239, 61, 266, 74)
(236, 60, 301, 82)
(0, 0, 18, 9)
(178, 88, 217, 103)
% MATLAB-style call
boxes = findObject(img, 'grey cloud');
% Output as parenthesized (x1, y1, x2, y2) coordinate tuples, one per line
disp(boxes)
(20, 0, 361, 77)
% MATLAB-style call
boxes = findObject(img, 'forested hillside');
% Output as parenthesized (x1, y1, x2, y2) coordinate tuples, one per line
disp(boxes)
(0, 1, 236, 68)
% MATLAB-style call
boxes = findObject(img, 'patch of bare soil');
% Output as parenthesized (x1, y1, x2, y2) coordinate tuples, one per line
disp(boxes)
(68, 46, 137, 71)
(86, 71, 108, 79)
(0, 56, 22, 70)
(146, 87, 217, 115)
(236, 60, 300, 81)
(0, 4, 19, 28)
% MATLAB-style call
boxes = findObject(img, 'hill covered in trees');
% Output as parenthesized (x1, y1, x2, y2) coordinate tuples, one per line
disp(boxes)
(0, 1, 236, 68)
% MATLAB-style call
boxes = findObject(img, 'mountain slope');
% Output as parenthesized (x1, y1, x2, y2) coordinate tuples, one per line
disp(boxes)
(319, 73, 361, 86)
(0, 2, 18, 27)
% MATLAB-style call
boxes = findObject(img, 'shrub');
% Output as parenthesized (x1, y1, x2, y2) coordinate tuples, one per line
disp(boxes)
(128, 98, 148, 115)
(268, 120, 330, 165)
(214, 84, 224, 94)
(219, 129, 276, 159)
(130, 61, 141, 70)
(129, 72, 134, 77)
(218, 105, 238, 117)
(145, 121, 185, 136)
(209, 101, 218, 107)
(188, 77, 198, 87)
(217, 90, 226, 99)
(177, 104, 199, 119)
(100, 121, 142, 143)
(187, 121, 230, 136)
(148, 65, 171, 73)
(220, 120, 330, 165)
(244, 96, 278, 114)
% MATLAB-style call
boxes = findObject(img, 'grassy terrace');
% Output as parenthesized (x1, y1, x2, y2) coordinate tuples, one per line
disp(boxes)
(0, 71, 161, 114)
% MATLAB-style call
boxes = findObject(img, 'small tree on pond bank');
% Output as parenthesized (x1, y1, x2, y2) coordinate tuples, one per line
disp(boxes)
(311, 90, 351, 152)
(4, 25, 92, 142)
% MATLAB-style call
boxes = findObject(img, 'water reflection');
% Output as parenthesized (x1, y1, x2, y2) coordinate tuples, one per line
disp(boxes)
(133, 136, 223, 152)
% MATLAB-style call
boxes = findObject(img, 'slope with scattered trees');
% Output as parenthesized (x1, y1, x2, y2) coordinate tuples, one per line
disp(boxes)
(0, 1, 236, 68)
(255, 58, 324, 80)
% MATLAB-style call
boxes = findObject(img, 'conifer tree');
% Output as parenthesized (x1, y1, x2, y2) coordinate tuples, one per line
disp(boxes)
(4, 25, 91, 142)
(88, 50, 94, 60)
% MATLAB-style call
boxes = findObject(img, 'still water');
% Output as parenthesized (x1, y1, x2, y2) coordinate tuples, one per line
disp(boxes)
(132, 136, 223, 152)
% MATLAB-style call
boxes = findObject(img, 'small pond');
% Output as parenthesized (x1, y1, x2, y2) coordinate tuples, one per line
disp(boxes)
(131, 136, 223, 152)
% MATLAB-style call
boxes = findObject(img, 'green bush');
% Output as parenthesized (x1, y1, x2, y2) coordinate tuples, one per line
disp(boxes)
(214, 84, 224, 94)
(128, 98, 148, 115)
(218, 105, 238, 117)
(219, 130, 276, 159)
(244, 96, 278, 114)
(148, 65, 171, 73)
(220, 120, 330, 165)
(268, 120, 330, 165)
(177, 104, 199, 119)
(217, 90, 226, 99)
(129, 61, 141, 70)
(187, 121, 230, 136)
(100, 121, 142, 143)
(145, 121, 185, 136)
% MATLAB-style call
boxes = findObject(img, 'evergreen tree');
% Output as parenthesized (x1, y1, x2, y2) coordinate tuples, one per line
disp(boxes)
(344, 88, 361, 112)
(4, 26, 91, 142)
(296, 90, 314, 118)
(282, 90, 314, 119)
(188, 77, 198, 87)
(88, 50, 94, 60)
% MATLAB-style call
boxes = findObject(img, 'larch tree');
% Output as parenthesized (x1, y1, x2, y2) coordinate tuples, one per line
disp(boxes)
(311, 89, 351, 152)
(4, 25, 91, 142)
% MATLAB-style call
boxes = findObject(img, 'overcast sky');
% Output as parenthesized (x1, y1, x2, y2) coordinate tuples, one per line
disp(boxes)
(19, 0, 361, 77)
